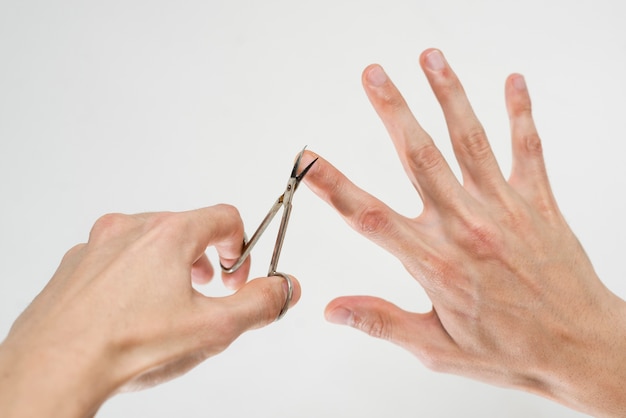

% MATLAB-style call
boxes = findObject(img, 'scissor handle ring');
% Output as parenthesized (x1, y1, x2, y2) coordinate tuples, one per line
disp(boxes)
(270, 271, 293, 321)
(220, 233, 249, 274)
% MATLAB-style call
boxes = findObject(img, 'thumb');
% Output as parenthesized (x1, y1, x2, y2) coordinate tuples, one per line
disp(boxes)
(325, 296, 457, 371)
(226, 275, 301, 332)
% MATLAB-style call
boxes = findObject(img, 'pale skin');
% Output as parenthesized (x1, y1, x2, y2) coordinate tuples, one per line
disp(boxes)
(300, 49, 626, 417)
(1, 48, 625, 418)
(0, 205, 301, 418)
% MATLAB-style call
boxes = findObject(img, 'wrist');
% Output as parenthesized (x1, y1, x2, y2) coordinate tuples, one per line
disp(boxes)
(538, 290, 626, 417)
(0, 331, 119, 418)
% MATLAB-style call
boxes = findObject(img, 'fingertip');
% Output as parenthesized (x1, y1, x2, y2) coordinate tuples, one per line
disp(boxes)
(362, 64, 388, 87)
(419, 47, 439, 63)
(265, 273, 301, 320)
(278, 273, 302, 309)
(325, 296, 398, 340)
(221, 257, 251, 290)
(324, 296, 374, 326)
(420, 48, 446, 73)
(507, 73, 527, 92)
(299, 150, 330, 192)
(226, 274, 303, 330)
(505, 73, 533, 118)
(222, 273, 244, 290)
(505, 74, 530, 103)
(291, 275, 302, 306)
(325, 305, 354, 326)
(300, 149, 320, 173)
(299, 154, 358, 218)
(191, 253, 214, 285)
(191, 268, 214, 286)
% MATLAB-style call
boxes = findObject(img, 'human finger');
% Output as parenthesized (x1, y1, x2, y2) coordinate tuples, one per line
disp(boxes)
(300, 150, 426, 266)
(191, 253, 214, 285)
(505, 74, 557, 212)
(116, 274, 300, 392)
(325, 295, 458, 372)
(177, 204, 250, 289)
(222, 274, 302, 331)
(419, 49, 505, 194)
(361, 64, 465, 211)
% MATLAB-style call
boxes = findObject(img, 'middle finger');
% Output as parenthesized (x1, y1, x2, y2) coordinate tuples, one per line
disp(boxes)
(362, 64, 465, 212)
(420, 49, 506, 194)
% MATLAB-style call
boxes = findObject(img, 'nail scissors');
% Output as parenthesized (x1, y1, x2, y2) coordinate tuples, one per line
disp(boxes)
(221, 147, 317, 320)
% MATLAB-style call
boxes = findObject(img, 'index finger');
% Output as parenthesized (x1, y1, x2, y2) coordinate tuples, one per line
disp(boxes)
(300, 150, 425, 268)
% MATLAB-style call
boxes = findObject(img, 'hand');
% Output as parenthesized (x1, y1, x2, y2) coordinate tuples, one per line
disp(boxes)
(0, 204, 300, 418)
(302, 49, 626, 417)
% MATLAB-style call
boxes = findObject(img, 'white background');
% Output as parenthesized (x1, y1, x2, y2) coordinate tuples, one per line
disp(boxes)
(1, 1, 625, 417)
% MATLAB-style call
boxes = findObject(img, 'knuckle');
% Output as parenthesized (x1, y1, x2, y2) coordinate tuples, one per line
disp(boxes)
(379, 90, 408, 112)
(144, 212, 187, 242)
(64, 243, 86, 259)
(224, 206, 245, 238)
(406, 142, 443, 173)
(498, 197, 535, 230)
(533, 197, 560, 221)
(352, 312, 392, 340)
(460, 127, 492, 161)
(434, 78, 461, 99)
(89, 213, 133, 241)
(521, 132, 543, 155)
(209, 204, 244, 242)
(457, 217, 504, 257)
(511, 98, 533, 118)
(354, 205, 392, 237)
(408, 258, 456, 294)
(214, 203, 242, 222)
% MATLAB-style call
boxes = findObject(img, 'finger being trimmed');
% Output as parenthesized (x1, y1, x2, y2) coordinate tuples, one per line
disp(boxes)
(300, 150, 421, 260)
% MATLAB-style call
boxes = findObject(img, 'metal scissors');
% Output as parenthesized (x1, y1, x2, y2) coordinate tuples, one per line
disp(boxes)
(221, 147, 318, 320)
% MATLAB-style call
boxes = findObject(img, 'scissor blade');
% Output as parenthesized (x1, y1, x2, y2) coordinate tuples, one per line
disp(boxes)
(290, 147, 307, 178)
(295, 156, 318, 182)
(220, 197, 282, 273)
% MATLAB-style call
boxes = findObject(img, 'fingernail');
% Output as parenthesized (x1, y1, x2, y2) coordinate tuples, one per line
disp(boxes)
(513, 74, 527, 91)
(326, 307, 353, 326)
(424, 49, 445, 72)
(366, 65, 388, 87)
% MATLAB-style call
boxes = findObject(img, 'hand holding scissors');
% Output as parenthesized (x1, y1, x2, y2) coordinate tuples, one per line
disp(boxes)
(221, 147, 317, 320)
